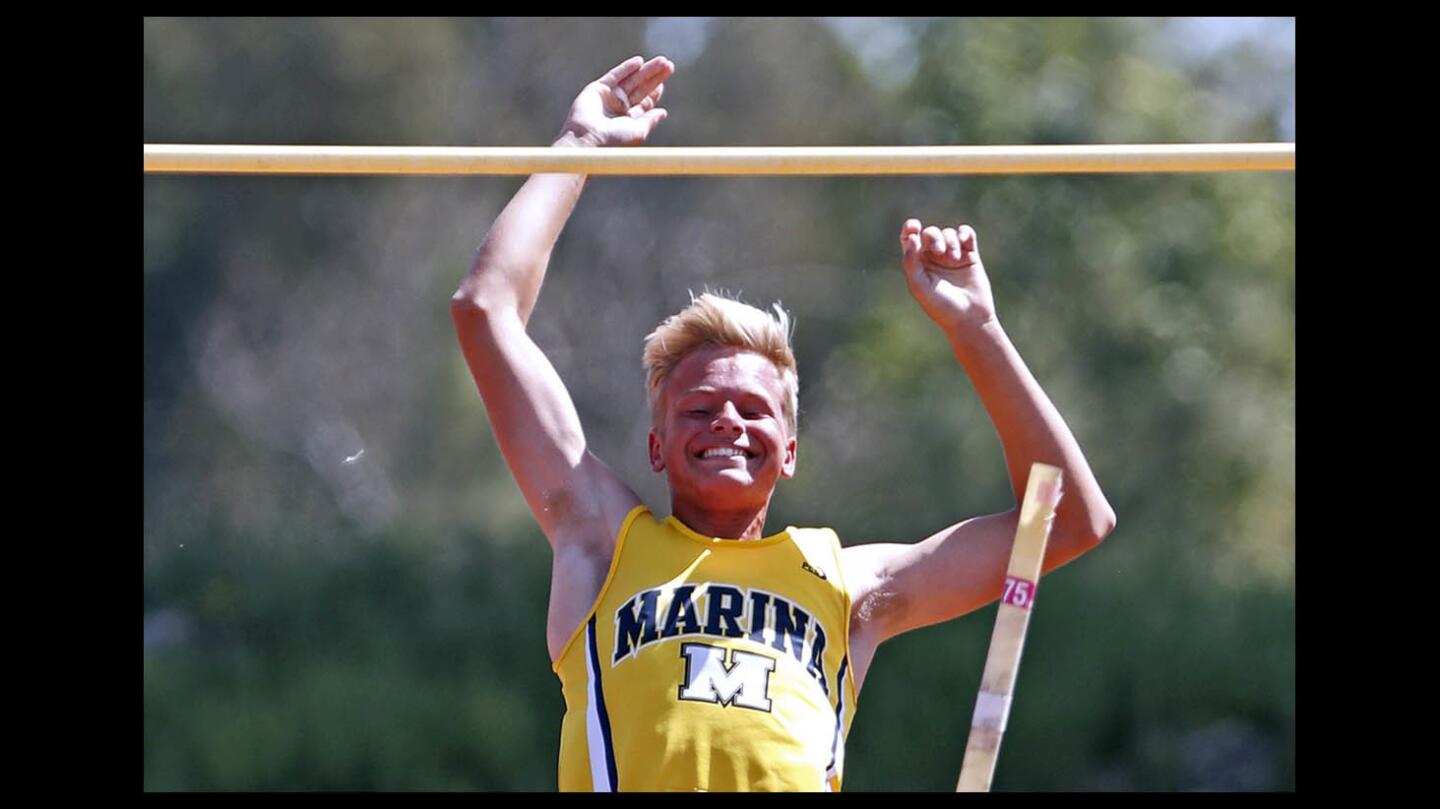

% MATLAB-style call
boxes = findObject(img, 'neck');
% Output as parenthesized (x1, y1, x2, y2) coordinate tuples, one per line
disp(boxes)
(669, 499, 772, 541)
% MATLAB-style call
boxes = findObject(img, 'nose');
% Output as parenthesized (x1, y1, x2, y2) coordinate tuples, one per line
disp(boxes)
(710, 401, 744, 436)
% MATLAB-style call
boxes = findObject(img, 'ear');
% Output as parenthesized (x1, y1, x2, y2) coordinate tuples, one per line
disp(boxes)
(780, 436, 797, 479)
(648, 429, 666, 472)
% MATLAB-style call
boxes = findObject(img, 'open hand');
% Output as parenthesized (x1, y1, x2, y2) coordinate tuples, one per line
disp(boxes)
(559, 56, 674, 148)
(900, 219, 997, 333)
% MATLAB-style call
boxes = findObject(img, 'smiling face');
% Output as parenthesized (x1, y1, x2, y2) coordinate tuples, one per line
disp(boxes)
(648, 345, 798, 512)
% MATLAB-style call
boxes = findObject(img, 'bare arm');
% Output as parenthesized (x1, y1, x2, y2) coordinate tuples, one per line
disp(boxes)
(449, 56, 673, 551)
(846, 221, 1117, 649)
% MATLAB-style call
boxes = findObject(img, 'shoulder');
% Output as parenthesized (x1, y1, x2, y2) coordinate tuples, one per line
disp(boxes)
(783, 526, 850, 594)
(786, 525, 845, 570)
(607, 503, 655, 552)
(548, 477, 647, 555)
(786, 524, 842, 546)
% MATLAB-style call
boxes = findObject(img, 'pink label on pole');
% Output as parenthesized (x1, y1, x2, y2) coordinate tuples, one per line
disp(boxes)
(1001, 576, 1037, 609)
(1037, 479, 1064, 510)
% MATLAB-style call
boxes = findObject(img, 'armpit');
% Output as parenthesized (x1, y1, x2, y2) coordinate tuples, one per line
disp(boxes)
(852, 583, 906, 628)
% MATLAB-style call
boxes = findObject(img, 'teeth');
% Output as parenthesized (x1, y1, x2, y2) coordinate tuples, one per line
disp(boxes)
(702, 447, 746, 458)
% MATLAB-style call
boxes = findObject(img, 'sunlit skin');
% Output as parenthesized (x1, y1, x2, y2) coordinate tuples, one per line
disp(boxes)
(453, 53, 1115, 682)
(648, 346, 797, 540)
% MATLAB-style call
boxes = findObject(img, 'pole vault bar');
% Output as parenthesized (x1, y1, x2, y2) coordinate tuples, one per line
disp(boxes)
(144, 144, 1295, 176)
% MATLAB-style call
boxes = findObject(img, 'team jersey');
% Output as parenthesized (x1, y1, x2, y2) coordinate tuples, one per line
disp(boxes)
(553, 505, 858, 792)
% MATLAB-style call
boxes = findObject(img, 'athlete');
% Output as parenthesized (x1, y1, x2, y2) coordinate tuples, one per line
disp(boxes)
(450, 56, 1116, 792)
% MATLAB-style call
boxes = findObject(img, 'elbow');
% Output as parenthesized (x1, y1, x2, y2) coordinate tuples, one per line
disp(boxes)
(1043, 502, 1114, 573)
(449, 290, 505, 350)
(450, 282, 509, 324)
(449, 293, 488, 337)
(450, 289, 483, 323)
(1080, 501, 1116, 549)
(1057, 502, 1115, 555)
(450, 281, 489, 316)
(1091, 504, 1116, 546)
(453, 253, 525, 320)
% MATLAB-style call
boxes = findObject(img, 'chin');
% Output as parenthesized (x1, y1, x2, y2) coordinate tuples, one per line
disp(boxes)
(715, 472, 764, 490)
(672, 469, 773, 502)
(694, 471, 756, 491)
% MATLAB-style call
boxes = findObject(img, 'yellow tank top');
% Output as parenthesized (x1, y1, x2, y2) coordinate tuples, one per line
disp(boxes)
(553, 505, 858, 792)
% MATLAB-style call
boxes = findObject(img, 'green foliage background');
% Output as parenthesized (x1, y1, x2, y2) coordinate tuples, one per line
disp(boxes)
(144, 17, 1294, 791)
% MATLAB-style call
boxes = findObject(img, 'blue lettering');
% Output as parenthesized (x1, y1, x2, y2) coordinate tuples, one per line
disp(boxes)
(661, 585, 703, 638)
(806, 621, 829, 696)
(704, 585, 746, 638)
(747, 591, 771, 644)
(612, 582, 835, 695)
(613, 590, 660, 662)
(771, 599, 810, 664)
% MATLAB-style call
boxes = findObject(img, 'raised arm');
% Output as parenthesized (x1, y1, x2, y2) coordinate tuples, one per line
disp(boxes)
(844, 220, 1116, 667)
(449, 56, 673, 552)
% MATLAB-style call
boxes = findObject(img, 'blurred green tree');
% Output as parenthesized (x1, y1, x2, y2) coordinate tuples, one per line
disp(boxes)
(145, 16, 1293, 791)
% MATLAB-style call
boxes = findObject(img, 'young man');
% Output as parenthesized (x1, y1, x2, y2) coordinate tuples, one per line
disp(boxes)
(450, 56, 1115, 792)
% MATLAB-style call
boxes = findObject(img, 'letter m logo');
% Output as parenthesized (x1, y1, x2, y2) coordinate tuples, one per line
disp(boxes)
(677, 642, 776, 712)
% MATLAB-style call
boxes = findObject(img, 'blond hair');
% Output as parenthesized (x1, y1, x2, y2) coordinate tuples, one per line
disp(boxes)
(643, 292, 799, 435)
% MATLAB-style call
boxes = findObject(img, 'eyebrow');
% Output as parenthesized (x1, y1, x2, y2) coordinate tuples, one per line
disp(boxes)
(677, 387, 774, 405)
